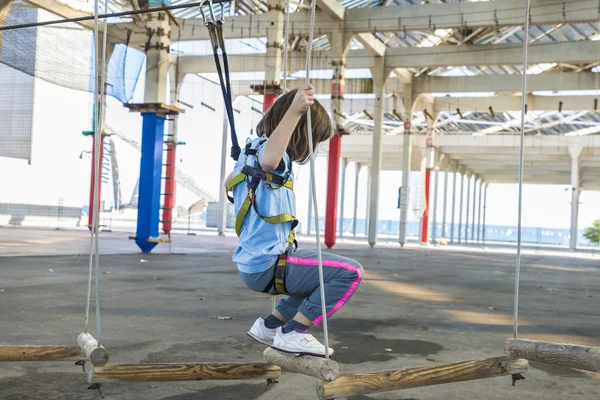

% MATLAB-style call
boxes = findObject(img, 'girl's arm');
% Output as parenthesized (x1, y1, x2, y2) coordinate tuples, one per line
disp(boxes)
(260, 84, 314, 170)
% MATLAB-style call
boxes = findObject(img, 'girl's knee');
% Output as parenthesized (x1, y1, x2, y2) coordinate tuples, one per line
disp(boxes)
(345, 260, 364, 283)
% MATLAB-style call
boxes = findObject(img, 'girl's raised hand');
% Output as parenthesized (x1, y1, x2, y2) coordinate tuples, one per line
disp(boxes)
(290, 84, 315, 116)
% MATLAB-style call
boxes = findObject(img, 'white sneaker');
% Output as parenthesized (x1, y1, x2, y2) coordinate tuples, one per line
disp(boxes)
(247, 318, 277, 346)
(272, 327, 334, 357)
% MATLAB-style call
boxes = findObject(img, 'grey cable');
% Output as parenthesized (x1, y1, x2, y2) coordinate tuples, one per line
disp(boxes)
(513, 0, 531, 339)
(85, 0, 102, 336)
(304, 0, 330, 359)
(281, 0, 291, 94)
(84, 0, 106, 345)
(272, 0, 292, 314)
(94, 0, 110, 345)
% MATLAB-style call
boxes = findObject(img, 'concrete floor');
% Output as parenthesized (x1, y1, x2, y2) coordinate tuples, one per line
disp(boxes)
(0, 227, 599, 400)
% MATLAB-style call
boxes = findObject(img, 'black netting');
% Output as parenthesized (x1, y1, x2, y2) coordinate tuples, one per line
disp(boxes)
(0, 1, 145, 160)
(0, 2, 144, 103)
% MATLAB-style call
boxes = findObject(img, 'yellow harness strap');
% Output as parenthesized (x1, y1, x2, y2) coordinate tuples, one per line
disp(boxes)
(225, 172, 246, 192)
(226, 154, 297, 295)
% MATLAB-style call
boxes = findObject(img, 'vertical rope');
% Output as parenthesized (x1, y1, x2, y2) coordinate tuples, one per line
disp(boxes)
(271, 0, 291, 313)
(513, 0, 531, 339)
(84, 0, 102, 335)
(84, 0, 107, 343)
(304, 0, 330, 359)
(281, 0, 290, 94)
(94, 0, 110, 344)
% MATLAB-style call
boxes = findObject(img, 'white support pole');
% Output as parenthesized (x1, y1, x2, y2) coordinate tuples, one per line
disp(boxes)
(217, 111, 229, 236)
(450, 165, 459, 243)
(477, 179, 484, 243)
(398, 132, 412, 247)
(471, 176, 478, 242)
(365, 166, 371, 237)
(399, 83, 413, 247)
(457, 169, 465, 244)
(418, 153, 427, 244)
(338, 158, 347, 237)
(430, 153, 442, 244)
(441, 164, 449, 239)
(367, 59, 386, 248)
(464, 173, 471, 243)
(569, 145, 583, 250)
(263, 0, 284, 89)
(483, 182, 489, 244)
(352, 163, 360, 237)
(144, 13, 170, 104)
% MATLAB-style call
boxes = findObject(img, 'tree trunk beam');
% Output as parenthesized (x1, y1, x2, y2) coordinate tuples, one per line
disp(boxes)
(505, 338, 600, 373)
(89, 362, 281, 383)
(0, 345, 85, 361)
(263, 347, 340, 381)
(316, 356, 528, 400)
(77, 332, 109, 367)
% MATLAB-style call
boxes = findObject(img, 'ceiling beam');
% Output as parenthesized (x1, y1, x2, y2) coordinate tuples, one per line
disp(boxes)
(109, 0, 600, 45)
(337, 133, 600, 151)
(355, 33, 386, 58)
(343, 0, 598, 35)
(318, 0, 386, 59)
(316, 0, 344, 20)
(178, 40, 600, 74)
(414, 73, 600, 94)
(435, 94, 600, 113)
(383, 40, 600, 70)
(223, 72, 599, 96)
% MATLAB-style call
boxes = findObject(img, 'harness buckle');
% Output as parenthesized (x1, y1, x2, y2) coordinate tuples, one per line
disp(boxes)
(242, 165, 266, 191)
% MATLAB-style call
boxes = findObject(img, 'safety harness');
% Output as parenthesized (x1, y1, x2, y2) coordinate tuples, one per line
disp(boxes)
(225, 140, 298, 294)
(201, 1, 295, 294)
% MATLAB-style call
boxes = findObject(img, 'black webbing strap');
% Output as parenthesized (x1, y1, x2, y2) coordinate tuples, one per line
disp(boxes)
(203, 12, 240, 161)
(274, 253, 287, 295)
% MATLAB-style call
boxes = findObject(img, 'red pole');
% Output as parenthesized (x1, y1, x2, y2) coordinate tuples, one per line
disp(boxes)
(161, 143, 176, 235)
(263, 93, 277, 112)
(421, 168, 432, 243)
(325, 135, 341, 249)
(88, 133, 104, 230)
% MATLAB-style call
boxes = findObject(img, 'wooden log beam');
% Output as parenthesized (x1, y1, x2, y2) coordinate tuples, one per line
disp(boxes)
(0, 345, 85, 361)
(505, 338, 600, 373)
(89, 362, 281, 383)
(316, 356, 528, 400)
(77, 333, 109, 367)
(263, 347, 340, 381)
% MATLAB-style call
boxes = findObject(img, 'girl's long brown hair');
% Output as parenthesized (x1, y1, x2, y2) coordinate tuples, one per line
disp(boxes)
(256, 89, 332, 164)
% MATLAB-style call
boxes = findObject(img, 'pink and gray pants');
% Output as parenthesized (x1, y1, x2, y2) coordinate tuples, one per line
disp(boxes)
(239, 248, 364, 325)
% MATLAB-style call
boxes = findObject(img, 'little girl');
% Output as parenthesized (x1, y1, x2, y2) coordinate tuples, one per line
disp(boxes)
(227, 85, 364, 357)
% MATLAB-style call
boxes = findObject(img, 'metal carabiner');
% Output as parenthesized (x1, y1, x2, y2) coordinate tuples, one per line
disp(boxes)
(200, 0, 219, 51)
(199, 0, 216, 26)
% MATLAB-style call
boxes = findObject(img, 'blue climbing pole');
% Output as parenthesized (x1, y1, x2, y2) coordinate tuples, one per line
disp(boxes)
(135, 112, 165, 253)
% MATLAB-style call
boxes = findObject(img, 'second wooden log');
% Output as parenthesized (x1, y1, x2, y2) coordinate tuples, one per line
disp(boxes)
(77, 332, 109, 367)
(89, 362, 281, 383)
(263, 347, 340, 381)
(0, 345, 84, 361)
(316, 356, 528, 400)
(505, 338, 600, 373)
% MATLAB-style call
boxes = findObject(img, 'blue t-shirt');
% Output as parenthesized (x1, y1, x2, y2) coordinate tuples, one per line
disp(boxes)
(231, 137, 296, 274)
